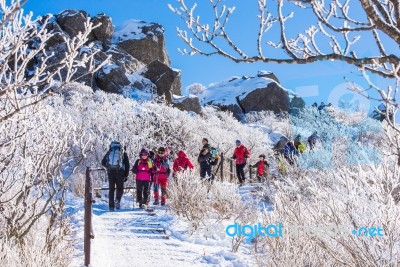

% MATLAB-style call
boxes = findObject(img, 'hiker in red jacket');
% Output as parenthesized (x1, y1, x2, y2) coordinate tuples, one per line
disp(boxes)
(152, 147, 170, 206)
(173, 150, 194, 178)
(251, 154, 270, 182)
(231, 140, 251, 186)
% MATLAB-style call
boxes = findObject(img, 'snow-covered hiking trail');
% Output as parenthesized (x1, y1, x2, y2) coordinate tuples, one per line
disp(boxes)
(68, 191, 257, 267)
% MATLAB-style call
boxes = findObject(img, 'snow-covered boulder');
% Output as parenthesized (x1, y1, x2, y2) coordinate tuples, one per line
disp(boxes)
(257, 70, 280, 83)
(172, 95, 202, 114)
(91, 14, 114, 45)
(56, 10, 94, 41)
(199, 74, 290, 120)
(113, 20, 170, 66)
(96, 64, 130, 93)
(240, 82, 289, 113)
(106, 46, 143, 73)
(39, 15, 67, 49)
(34, 11, 181, 98)
(143, 60, 181, 103)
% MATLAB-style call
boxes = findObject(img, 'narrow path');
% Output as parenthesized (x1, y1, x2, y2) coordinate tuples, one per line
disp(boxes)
(86, 196, 251, 267)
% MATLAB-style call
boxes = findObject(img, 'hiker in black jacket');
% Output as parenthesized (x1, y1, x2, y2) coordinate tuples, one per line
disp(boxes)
(101, 141, 130, 211)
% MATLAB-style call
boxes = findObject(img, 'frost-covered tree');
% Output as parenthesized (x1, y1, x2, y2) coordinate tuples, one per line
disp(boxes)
(0, 1, 106, 265)
(52, 83, 273, 187)
(170, 0, 400, 162)
(169, 2, 400, 263)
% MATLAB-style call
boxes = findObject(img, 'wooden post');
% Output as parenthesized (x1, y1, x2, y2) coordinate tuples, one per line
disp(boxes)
(230, 160, 233, 183)
(249, 166, 253, 181)
(220, 152, 224, 181)
(84, 167, 93, 267)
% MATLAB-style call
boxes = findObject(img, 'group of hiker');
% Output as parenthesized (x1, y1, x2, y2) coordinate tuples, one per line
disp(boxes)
(101, 143, 194, 211)
(274, 131, 319, 165)
(101, 138, 272, 211)
(101, 131, 319, 211)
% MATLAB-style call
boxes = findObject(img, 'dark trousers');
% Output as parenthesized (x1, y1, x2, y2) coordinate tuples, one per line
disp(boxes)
(136, 180, 150, 206)
(236, 163, 246, 184)
(200, 165, 213, 181)
(256, 174, 267, 183)
(108, 171, 125, 208)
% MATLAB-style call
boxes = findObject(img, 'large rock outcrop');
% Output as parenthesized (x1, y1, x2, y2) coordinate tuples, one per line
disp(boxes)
(257, 70, 280, 83)
(239, 83, 289, 113)
(143, 60, 181, 103)
(95, 64, 130, 93)
(30, 10, 181, 98)
(106, 47, 142, 73)
(56, 10, 93, 40)
(172, 95, 202, 114)
(199, 73, 290, 120)
(113, 20, 170, 66)
(91, 14, 114, 45)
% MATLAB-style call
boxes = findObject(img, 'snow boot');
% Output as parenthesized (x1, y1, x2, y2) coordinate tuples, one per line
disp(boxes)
(153, 199, 160, 205)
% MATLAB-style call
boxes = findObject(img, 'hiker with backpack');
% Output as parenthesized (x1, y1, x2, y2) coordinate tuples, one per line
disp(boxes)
(251, 154, 270, 183)
(173, 150, 194, 178)
(308, 131, 319, 150)
(101, 141, 130, 211)
(231, 140, 251, 186)
(152, 147, 171, 206)
(201, 138, 219, 164)
(294, 134, 306, 153)
(198, 147, 213, 181)
(284, 141, 299, 165)
(132, 148, 153, 209)
(198, 138, 219, 181)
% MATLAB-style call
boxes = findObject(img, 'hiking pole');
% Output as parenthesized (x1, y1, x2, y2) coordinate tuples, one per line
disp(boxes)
(155, 170, 160, 205)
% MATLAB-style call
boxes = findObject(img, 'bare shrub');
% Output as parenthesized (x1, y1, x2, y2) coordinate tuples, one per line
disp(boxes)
(0, 216, 73, 267)
(209, 182, 242, 219)
(230, 201, 259, 253)
(256, 157, 400, 266)
(70, 171, 87, 198)
(167, 171, 210, 229)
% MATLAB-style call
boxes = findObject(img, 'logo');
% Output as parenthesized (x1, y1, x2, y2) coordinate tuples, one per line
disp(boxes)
(223, 223, 384, 241)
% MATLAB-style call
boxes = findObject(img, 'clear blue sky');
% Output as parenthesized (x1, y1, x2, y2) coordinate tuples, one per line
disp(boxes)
(24, 0, 391, 112)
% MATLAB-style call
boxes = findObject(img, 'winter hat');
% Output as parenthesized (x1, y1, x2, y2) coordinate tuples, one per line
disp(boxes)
(139, 148, 149, 156)
(235, 140, 241, 145)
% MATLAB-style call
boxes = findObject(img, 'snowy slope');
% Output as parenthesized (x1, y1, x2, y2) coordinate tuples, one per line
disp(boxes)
(68, 193, 256, 267)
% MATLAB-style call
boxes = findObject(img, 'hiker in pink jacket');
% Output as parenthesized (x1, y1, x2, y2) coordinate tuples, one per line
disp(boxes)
(132, 148, 153, 209)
